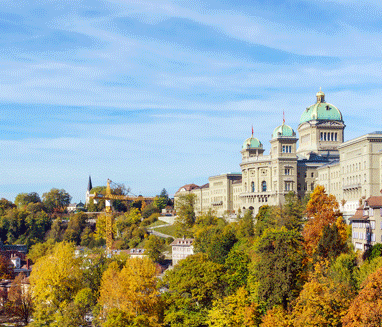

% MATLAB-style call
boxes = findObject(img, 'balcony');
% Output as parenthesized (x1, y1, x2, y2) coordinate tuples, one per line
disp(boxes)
(343, 183, 361, 190)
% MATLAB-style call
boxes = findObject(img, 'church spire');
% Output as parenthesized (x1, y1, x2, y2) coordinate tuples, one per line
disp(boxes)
(87, 175, 93, 192)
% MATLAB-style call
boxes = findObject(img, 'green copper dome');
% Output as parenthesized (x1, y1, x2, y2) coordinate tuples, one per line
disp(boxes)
(300, 90, 343, 124)
(242, 136, 263, 149)
(272, 123, 296, 139)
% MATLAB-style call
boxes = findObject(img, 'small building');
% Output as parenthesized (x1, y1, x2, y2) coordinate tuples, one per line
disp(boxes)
(171, 238, 194, 266)
(350, 196, 382, 251)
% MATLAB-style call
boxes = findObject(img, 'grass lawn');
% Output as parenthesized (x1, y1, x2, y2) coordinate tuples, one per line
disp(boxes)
(152, 224, 178, 237)
(148, 219, 168, 227)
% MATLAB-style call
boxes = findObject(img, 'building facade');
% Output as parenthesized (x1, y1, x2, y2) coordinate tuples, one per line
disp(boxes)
(175, 90, 382, 220)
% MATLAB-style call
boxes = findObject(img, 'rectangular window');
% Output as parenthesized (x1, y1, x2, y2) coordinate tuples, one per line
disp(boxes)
(371, 221, 375, 230)
(285, 168, 291, 175)
(285, 182, 291, 191)
(372, 233, 376, 242)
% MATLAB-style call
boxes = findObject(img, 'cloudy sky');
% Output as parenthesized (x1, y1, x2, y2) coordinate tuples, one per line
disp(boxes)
(1, 0, 382, 202)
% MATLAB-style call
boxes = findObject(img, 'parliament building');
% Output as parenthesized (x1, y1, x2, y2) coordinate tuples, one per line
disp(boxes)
(175, 89, 382, 222)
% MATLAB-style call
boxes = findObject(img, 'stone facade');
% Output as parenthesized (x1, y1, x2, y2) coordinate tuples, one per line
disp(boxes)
(171, 238, 194, 266)
(350, 196, 382, 251)
(175, 90, 382, 221)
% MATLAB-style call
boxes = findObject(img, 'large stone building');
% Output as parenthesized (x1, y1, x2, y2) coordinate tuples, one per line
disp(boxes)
(175, 90, 382, 220)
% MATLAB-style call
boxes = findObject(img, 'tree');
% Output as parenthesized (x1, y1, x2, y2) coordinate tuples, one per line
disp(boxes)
(153, 188, 169, 211)
(63, 212, 87, 244)
(207, 287, 261, 327)
(261, 306, 290, 327)
(29, 242, 83, 325)
(15, 192, 41, 209)
(0, 198, 15, 215)
(224, 247, 250, 295)
(236, 209, 254, 238)
(0, 255, 13, 279)
(194, 224, 237, 264)
(99, 258, 162, 326)
(314, 218, 349, 263)
(251, 227, 306, 311)
(42, 188, 71, 213)
(6, 273, 33, 325)
(175, 193, 196, 237)
(290, 262, 355, 327)
(343, 265, 382, 326)
(144, 235, 165, 262)
(254, 205, 274, 237)
(162, 253, 226, 327)
(302, 185, 342, 257)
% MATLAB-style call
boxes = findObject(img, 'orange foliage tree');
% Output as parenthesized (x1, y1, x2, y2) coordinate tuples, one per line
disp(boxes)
(342, 265, 382, 326)
(260, 306, 290, 327)
(302, 185, 342, 257)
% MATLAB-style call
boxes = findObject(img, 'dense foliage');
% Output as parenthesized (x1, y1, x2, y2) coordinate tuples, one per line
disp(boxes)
(2, 186, 382, 326)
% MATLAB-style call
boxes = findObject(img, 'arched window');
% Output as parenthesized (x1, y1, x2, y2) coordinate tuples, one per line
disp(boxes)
(251, 182, 255, 192)
(262, 181, 267, 192)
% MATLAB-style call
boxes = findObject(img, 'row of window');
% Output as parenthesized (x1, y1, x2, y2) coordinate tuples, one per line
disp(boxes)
(282, 145, 292, 153)
(352, 232, 376, 242)
(320, 132, 338, 141)
(344, 161, 367, 174)
(352, 221, 376, 229)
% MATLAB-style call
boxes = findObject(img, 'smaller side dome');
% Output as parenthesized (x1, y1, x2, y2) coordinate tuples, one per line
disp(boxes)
(272, 124, 296, 139)
(242, 136, 263, 149)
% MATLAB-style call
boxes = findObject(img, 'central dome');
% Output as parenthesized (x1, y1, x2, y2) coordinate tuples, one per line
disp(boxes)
(300, 90, 343, 124)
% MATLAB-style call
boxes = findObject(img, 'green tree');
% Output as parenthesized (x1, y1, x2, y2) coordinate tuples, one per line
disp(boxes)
(14, 192, 41, 209)
(63, 212, 87, 244)
(175, 193, 196, 237)
(251, 227, 306, 311)
(0, 198, 15, 215)
(162, 253, 226, 327)
(42, 188, 71, 213)
(144, 235, 165, 262)
(254, 205, 274, 237)
(224, 246, 250, 295)
(314, 221, 348, 262)
(236, 209, 254, 238)
(194, 224, 237, 264)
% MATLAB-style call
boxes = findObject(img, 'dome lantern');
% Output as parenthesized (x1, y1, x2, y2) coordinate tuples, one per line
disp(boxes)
(316, 87, 325, 103)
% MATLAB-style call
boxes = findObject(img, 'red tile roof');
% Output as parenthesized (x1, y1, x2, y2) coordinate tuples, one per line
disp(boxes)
(176, 184, 200, 193)
(365, 196, 382, 208)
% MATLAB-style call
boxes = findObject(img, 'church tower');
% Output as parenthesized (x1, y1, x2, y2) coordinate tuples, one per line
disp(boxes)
(85, 175, 93, 205)
(297, 89, 345, 159)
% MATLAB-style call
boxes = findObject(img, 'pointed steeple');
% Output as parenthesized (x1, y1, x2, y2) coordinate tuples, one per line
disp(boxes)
(87, 176, 93, 192)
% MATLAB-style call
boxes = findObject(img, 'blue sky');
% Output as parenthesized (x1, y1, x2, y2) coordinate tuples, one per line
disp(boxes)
(1, 0, 382, 202)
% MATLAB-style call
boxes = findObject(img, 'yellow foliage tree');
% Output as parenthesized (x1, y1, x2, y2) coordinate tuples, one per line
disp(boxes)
(261, 306, 290, 327)
(99, 257, 162, 326)
(207, 287, 260, 327)
(290, 262, 354, 327)
(29, 242, 83, 325)
(342, 265, 382, 326)
(303, 185, 342, 257)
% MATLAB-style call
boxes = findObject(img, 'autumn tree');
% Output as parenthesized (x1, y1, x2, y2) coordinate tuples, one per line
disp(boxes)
(253, 205, 274, 237)
(207, 287, 261, 327)
(162, 253, 226, 326)
(290, 262, 355, 327)
(261, 306, 290, 327)
(235, 209, 254, 238)
(302, 185, 342, 257)
(0, 255, 13, 279)
(251, 227, 306, 311)
(343, 265, 382, 326)
(6, 273, 33, 325)
(29, 242, 83, 325)
(98, 258, 162, 326)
